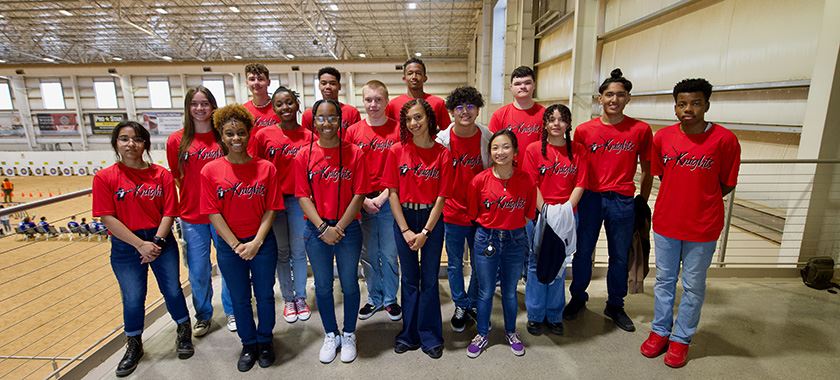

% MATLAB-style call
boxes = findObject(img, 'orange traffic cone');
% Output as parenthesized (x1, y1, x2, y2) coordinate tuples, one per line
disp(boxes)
(49, 192, 53, 197)
(29, 193, 33, 197)
(38, 192, 43, 197)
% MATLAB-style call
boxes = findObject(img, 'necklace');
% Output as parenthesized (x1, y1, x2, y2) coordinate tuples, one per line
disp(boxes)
(253, 97, 271, 108)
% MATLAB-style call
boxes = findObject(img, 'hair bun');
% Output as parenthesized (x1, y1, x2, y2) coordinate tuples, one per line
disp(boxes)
(610, 68, 623, 79)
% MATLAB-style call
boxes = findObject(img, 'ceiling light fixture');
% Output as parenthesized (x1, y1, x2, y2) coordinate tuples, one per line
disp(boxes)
(59, 10, 73, 16)
(233, 55, 243, 59)
(229, 6, 240, 13)
(286, 53, 295, 59)
(43, 57, 56, 62)
(123, 19, 155, 36)
(155, 8, 168, 14)
(0, 59, 7, 63)
(329, 4, 338, 11)
(112, 57, 123, 61)
(408, 3, 417, 10)
(358, 53, 366, 58)
(414, 52, 422, 57)
(161, 55, 173, 61)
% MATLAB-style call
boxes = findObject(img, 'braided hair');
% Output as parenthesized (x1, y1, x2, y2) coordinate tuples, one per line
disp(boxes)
(399, 98, 438, 143)
(541, 104, 573, 160)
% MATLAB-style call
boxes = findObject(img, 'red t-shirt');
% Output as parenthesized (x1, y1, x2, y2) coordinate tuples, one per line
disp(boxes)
(381, 141, 453, 204)
(443, 129, 485, 226)
(386, 93, 451, 131)
(488, 103, 546, 164)
(92, 163, 179, 231)
(574, 116, 653, 196)
(293, 142, 370, 221)
(345, 118, 400, 191)
(467, 168, 536, 230)
(252, 125, 314, 195)
(522, 141, 588, 205)
(243, 100, 281, 156)
(166, 129, 225, 224)
(651, 123, 741, 242)
(199, 158, 284, 239)
(301, 102, 362, 133)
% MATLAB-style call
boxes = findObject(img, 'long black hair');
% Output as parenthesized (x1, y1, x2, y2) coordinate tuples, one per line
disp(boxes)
(111, 120, 152, 162)
(541, 104, 573, 160)
(307, 99, 344, 221)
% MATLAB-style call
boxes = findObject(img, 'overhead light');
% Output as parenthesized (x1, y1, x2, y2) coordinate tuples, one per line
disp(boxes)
(0, 59, 7, 63)
(329, 4, 338, 11)
(161, 55, 172, 61)
(229, 6, 240, 13)
(414, 52, 422, 57)
(59, 10, 73, 16)
(408, 3, 417, 10)
(155, 8, 168, 14)
(358, 53, 366, 58)
(285, 53, 295, 59)
(123, 19, 155, 36)
(112, 57, 123, 61)
(233, 55, 242, 59)
(43, 57, 56, 63)
(0, 14, 5, 18)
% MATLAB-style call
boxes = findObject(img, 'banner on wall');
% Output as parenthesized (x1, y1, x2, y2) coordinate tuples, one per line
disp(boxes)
(36, 113, 78, 135)
(0, 113, 26, 137)
(142, 112, 183, 135)
(88, 113, 128, 135)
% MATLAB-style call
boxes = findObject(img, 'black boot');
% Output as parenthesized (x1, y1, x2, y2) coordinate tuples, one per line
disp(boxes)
(258, 342, 276, 368)
(116, 335, 143, 377)
(237, 344, 259, 372)
(176, 320, 195, 359)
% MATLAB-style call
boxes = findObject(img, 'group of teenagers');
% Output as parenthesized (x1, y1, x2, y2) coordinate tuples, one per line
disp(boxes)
(91, 58, 741, 376)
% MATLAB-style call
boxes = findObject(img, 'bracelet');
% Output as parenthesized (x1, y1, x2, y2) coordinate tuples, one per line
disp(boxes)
(317, 222, 328, 234)
(401, 227, 410, 233)
(231, 242, 241, 250)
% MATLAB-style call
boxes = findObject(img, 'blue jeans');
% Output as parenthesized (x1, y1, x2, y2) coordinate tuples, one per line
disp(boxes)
(306, 220, 363, 334)
(570, 190, 635, 308)
(652, 232, 716, 344)
(394, 208, 444, 350)
(272, 196, 309, 302)
(181, 220, 234, 320)
(525, 250, 566, 324)
(360, 201, 399, 307)
(214, 231, 278, 345)
(111, 228, 189, 337)
(474, 227, 528, 336)
(444, 222, 478, 309)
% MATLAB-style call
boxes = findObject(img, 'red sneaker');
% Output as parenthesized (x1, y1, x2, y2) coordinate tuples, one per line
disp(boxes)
(640, 332, 669, 358)
(664, 341, 689, 368)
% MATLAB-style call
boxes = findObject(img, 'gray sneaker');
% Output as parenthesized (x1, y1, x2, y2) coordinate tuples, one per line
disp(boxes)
(193, 319, 211, 337)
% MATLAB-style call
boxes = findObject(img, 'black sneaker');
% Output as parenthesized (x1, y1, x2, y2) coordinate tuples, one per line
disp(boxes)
(237, 344, 258, 372)
(603, 305, 636, 332)
(467, 307, 478, 322)
(423, 345, 443, 359)
(385, 303, 402, 321)
(546, 321, 564, 336)
(526, 320, 543, 336)
(451, 306, 469, 333)
(358, 303, 382, 320)
(258, 343, 275, 368)
(563, 297, 587, 321)
(394, 341, 420, 354)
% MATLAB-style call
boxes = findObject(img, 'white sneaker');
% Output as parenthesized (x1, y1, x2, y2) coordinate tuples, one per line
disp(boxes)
(340, 332, 357, 363)
(226, 315, 237, 332)
(319, 332, 341, 363)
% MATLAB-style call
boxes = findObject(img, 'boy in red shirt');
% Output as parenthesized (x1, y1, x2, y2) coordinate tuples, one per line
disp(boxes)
(640, 78, 740, 368)
(346, 80, 403, 321)
(386, 57, 451, 130)
(565, 69, 653, 333)
(488, 66, 545, 165)
(243, 63, 280, 156)
(301, 67, 361, 132)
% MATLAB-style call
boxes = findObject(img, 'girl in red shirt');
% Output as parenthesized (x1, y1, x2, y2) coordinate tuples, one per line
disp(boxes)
(165, 86, 236, 337)
(200, 104, 283, 372)
(521, 104, 586, 337)
(294, 99, 369, 364)
(93, 121, 192, 377)
(466, 129, 536, 359)
(252, 86, 313, 324)
(382, 98, 452, 359)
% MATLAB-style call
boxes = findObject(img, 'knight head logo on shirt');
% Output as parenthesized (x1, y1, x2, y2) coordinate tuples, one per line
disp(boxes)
(662, 146, 714, 171)
(399, 164, 410, 175)
(538, 165, 548, 175)
(183, 147, 225, 162)
(217, 181, 267, 199)
(115, 188, 129, 201)
(452, 153, 482, 168)
(483, 199, 493, 209)
(217, 187, 226, 200)
(267, 147, 278, 158)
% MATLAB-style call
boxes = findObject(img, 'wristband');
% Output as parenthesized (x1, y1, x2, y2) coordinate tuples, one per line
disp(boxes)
(317, 222, 329, 234)
(232, 242, 241, 250)
(401, 227, 410, 233)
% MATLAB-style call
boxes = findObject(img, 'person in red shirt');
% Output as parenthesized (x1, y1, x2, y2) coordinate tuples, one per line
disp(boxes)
(294, 99, 369, 364)
(243, 63, 281, 156)
(252, 86, 313, 324)
(436, 86, 491, 333)
(565, 69, 653, 333)
(165, 86, 236, 337)
(488, 66, 545, 165)
(521, 104, 587, 337)
(386, 57, 451, 130)
(382, 98, 452, 359)
(200, 104, 283, 372)
(640, 79, 740, 368)
(301, 67, 362, 132)
(93, 121, 192, 377)
(465, 129, 536, 359)
(346, 80, 403, 321)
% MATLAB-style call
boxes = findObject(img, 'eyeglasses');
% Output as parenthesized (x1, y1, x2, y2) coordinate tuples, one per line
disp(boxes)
(117, 136, 145, 144)
(454, 104, 476, 114)
(315, 115, 339, 124)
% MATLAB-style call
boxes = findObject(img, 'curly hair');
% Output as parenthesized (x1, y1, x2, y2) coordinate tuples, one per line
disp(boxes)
(399, 98, 437, 143)
(213, 104, 254, 154)
(541, 104, 573, 160)
(445, 86, 484, 110)
(673, 78, 713, 102)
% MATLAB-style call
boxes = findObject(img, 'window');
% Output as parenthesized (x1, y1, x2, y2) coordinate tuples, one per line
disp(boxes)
(0, 82, 12, 110)
(202, 78, 227, 107)
(94, 80, 119, 109)
(266, 75, 280, 99)
(148, 79, 172, 108)
(40, 80, 66, 109)
(313, 78, 323, 101)
(490, 0, 507, 103)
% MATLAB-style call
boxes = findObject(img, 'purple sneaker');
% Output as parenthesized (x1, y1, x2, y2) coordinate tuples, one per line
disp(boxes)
(506, 332, 525, 356)
(466, 334, 488, 358)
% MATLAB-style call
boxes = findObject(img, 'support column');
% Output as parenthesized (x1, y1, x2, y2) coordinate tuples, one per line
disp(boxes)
(70, 76, 88, 150)
(119, 75, 137, 120)
(569, 0, 599, 125)
(10, 76, 36, 149)
(345, 71, 356, 106)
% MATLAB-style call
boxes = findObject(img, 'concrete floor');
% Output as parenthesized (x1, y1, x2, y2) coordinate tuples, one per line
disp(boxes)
(84, 276, 840, 380)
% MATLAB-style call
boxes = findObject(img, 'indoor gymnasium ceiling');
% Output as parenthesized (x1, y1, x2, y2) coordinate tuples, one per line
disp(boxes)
(0, 0, 484, 64)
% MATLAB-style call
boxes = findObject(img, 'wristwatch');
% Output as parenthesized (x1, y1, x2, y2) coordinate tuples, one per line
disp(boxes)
(153, 236, 167, 248)
(420, 228, 430, 237)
